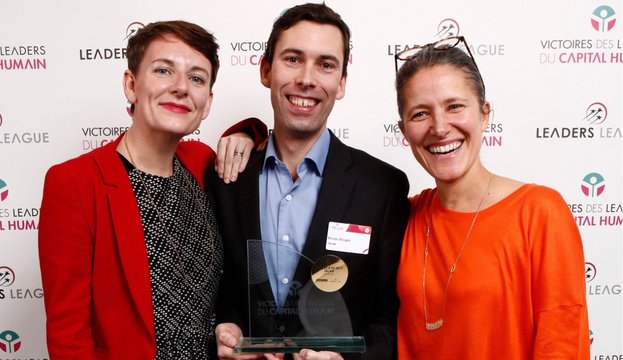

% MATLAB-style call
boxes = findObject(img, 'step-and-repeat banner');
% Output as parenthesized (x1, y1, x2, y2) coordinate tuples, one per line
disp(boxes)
(1, 1, 621, 358)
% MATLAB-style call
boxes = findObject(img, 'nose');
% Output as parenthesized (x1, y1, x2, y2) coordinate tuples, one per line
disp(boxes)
(296, 64, 317, 88)
(171, 74, 188, 96)
(430, 113, 450, 137)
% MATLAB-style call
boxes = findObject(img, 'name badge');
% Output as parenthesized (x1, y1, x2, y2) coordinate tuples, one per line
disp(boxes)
(326, 221, 372, 255)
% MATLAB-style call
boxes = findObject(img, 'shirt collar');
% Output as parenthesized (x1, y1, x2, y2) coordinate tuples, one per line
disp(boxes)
(262, 128, 331, 176)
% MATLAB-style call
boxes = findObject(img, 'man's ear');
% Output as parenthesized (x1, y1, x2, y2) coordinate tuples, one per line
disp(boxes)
(335, 73, 347, 100)
(260, 58, 271, 89)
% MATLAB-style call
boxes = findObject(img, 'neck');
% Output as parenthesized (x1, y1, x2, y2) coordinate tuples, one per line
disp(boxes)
(119, 129, 178, 177)
(435, 167, 493, 212)
(272, 129, 324, 180)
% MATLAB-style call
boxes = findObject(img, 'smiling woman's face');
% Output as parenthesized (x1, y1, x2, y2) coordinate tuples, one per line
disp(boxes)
(399, 64, 490, 184)
(123, 34, 214, 138)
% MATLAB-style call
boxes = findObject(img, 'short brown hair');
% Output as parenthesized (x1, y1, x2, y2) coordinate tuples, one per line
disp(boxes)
(126, 20, 220, 88)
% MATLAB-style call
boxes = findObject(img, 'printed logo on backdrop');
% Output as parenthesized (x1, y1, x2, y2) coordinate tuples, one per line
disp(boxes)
(585, 262, 621, 296)
(80, 126, 203, 152)
(385, 19, 505, 149)
(81, 125, 129, 152)
(590, 329, 594, 346)
(592, 5, 617, 32)
(78, 21, 144, 61)
(585, 262, 597, 282)
(388, 18, 506, 61)
(0, 266, 43, 301)
(0, 330, 21, 354)
(0, 114, 51, 146)
(435, 19, 460, 39)
(0, 179, 8, 202)
(535, 102, 621, 139)
(229, 38, 268, 67)
(581, 173, 606, 198)
(267, 128, 350, 141)
(540, 5, 621, 64)
(568, 173, 623, 227)
(125, 22, 144, 40)
(0, 179, 40, 232)
(590, 328, 623, 360)
(0, 41, 47, 70)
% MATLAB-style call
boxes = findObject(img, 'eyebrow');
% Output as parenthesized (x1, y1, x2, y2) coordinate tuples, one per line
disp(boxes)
(151, 58, 211, 76)
(279, 48, 341, 64)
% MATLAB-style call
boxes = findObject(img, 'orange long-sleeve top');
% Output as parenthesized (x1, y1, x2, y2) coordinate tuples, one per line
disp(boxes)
(397, 184, 590, 359)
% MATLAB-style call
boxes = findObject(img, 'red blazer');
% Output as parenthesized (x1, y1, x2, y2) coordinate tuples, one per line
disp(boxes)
(38, 135, 214, 359)
(38, 119, 267, 359)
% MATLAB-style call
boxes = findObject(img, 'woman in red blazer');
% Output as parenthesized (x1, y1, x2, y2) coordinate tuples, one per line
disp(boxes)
(38, 21, 265, 360)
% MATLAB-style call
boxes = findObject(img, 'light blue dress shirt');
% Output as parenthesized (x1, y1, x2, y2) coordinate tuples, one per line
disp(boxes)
(259, 129, 330, 308)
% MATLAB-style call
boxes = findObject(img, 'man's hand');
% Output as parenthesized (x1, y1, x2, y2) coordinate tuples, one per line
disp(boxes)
(215, 323, 284, 360)
(215, 323, 262, 359)
(294, 350, 344, 360)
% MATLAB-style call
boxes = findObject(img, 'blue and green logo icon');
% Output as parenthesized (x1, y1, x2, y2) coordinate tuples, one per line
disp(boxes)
(0, 179, 8, 202)
(581, 173, 605, 197)
(591, 5, 617, 32)
(0, 330, 21, 353)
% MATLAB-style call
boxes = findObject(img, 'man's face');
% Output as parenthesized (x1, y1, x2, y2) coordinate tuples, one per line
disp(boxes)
(260, 20, 347, 141)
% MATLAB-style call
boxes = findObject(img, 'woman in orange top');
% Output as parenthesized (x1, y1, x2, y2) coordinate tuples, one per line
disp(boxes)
(393, 36, 589, 359)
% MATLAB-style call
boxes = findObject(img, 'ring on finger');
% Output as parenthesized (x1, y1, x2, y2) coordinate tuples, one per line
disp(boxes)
(234, 150, 244, 156)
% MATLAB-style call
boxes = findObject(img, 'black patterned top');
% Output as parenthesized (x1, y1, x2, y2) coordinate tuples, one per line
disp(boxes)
(122, 155, 223, 359)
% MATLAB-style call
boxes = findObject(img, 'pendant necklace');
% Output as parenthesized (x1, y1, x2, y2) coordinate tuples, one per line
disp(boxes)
(123, 135, 214, 294)
(422, 172, 494, 331)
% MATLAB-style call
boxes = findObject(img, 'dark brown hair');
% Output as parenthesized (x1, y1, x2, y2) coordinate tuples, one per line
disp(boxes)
(263, 3, 351, 76)
(395, 46, 486, 118)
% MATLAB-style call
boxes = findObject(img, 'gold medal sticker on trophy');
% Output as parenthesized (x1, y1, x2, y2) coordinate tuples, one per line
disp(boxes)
(311, 255, 348, 292)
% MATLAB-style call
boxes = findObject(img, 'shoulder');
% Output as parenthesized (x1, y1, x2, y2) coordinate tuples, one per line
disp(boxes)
(514, 183, 567, 206)
(176, 139, 213, 155)
(176, 140, 214, 166)
(410, 188, 434, 210)
(494, 183, 572, 223)
(45, 139, 118, 179)
(176, 140, 215, 186)
(336, 139, 406, 178)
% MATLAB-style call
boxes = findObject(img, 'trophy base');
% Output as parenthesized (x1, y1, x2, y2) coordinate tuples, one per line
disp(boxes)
(234, 336, 366, 354)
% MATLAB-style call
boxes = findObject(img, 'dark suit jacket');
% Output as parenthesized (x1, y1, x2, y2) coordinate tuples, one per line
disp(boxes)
(206, 130, 410, 359)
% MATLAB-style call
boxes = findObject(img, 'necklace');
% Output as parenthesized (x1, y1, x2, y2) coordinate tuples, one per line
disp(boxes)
(123, 135, 214, 294)
(422, 172, 494, 331)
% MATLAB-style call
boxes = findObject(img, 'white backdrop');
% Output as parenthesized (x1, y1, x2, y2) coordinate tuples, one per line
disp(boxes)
(0, 0, 621, 358)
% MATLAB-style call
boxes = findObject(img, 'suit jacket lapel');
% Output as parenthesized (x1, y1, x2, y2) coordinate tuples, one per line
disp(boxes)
(241, 151, 276, 307)
(240, 151, 264, 241)
(92, 135, 155, 338)
(298, 133, 355, 274)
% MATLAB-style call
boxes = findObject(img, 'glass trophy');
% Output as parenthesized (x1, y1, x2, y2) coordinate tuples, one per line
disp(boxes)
(234, 240, 366, 354)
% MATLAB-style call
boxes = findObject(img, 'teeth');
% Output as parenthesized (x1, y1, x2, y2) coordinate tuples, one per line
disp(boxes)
(429, 141, 462, 154)
(290, 96, 316, 107)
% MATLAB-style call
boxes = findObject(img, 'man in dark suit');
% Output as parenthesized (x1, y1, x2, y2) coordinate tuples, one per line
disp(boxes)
(206, 3, 410, 359)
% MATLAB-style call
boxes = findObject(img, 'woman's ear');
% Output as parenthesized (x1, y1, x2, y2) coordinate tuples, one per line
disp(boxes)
(123, 70, 137, 105)
(481, 101, 491, 132)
